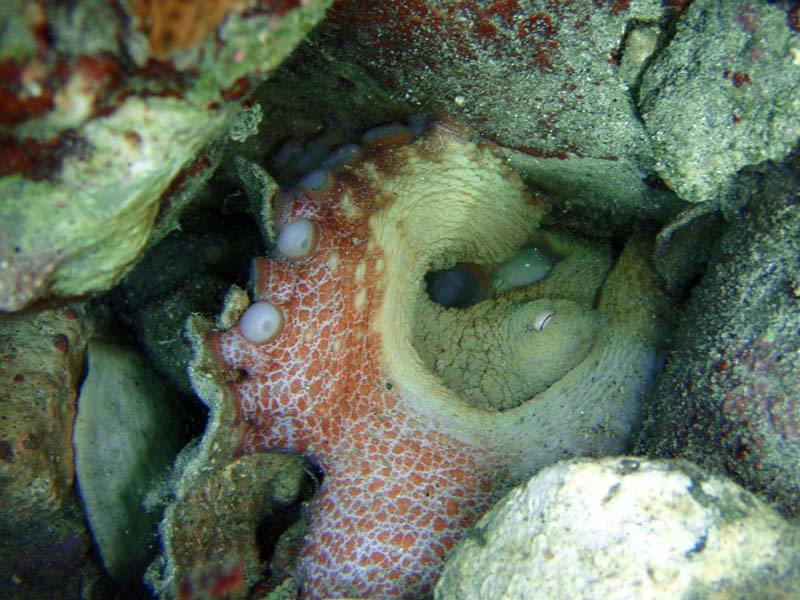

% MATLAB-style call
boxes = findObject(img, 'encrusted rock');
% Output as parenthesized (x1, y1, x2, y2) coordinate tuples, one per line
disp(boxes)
(640, 0, 800, 204)
(0, 303, 95, 598)
(638, 160, 800, 516)
(0, 0, 333, 311)
(313, 0, 684, 229)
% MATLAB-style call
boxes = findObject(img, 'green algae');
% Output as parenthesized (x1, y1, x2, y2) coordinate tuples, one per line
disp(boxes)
(0, 98, 226, 308)
(0, 1, 333, 312)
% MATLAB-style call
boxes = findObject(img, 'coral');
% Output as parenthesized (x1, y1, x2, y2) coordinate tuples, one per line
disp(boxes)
(180, 119, 671, 598)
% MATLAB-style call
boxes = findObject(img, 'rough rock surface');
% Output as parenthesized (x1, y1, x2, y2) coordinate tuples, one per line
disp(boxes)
(637, 160, 800, 517)
(0, 303, 96, 599)
(436, 457, 800, 599)
(322, 0, 666, 161)
(313, 0, 684, 227)
(148, 297, 309, 600)
(640, 0, 800, 204)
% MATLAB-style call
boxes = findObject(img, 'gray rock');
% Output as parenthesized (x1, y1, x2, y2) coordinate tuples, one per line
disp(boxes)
(640, 0, 800, 204)
(436, 457, 800, 599)
(637, 162, 800, 516)
(312, 0, 686, 227)
(0, 303, 96, 599)
(74, 339, 186, 583)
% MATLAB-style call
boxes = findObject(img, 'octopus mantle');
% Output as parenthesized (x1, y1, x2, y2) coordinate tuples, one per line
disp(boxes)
(175, 120, 669, 599)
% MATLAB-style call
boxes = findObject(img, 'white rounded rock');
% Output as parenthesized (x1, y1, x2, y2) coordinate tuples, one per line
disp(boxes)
(436, 457, 800, 599)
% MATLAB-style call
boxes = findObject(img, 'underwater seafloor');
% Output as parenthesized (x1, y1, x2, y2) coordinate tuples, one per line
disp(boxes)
(1, 1, 799, 599)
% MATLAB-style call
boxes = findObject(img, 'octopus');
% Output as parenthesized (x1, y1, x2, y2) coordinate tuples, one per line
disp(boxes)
(186, 118, 670, 598)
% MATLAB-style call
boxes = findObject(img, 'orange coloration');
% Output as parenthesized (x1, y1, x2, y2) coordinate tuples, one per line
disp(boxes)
(361, 124, 415, 148)
(178, 562, 245, 600)
(52, 333, 69, 353)
(208, 122, 512, 599)
(132, 0, 245, 58)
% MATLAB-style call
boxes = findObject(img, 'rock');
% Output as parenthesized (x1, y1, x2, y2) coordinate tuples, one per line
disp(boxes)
(436, 457, 800, 599)
(322, 0, 665, 162)
(639, 0, 800, 204)
(637, 160, 800, 516)
(74, 338, 187, 583)
(149, 445, 309, 600)
(0, 303, 95, 599)
(311, 0, 685, 228)
(0, 0, 333, 311)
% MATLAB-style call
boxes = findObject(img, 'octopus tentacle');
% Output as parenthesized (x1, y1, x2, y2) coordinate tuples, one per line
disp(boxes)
(193, 118, 670, 598)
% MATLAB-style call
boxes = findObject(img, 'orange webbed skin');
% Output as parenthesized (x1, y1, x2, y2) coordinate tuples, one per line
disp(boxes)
(209, 128, 504, 597)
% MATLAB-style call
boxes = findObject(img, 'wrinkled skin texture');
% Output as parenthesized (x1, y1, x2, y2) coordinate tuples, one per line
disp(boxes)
(204, 121, 670, 598)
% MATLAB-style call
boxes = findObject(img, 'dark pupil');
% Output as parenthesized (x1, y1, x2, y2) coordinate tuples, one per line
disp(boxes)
(425, 265, 485, 308)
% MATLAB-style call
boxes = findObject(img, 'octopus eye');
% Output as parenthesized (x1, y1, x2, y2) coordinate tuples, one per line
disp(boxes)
(425, 263, 490, 308)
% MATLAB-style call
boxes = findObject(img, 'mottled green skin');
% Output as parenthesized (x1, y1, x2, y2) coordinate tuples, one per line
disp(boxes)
(415, 231, 612, 411)
(637, 164, 800, 517)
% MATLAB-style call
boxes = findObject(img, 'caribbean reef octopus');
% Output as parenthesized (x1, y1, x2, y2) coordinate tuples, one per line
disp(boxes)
(185, 119, 671, 598)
